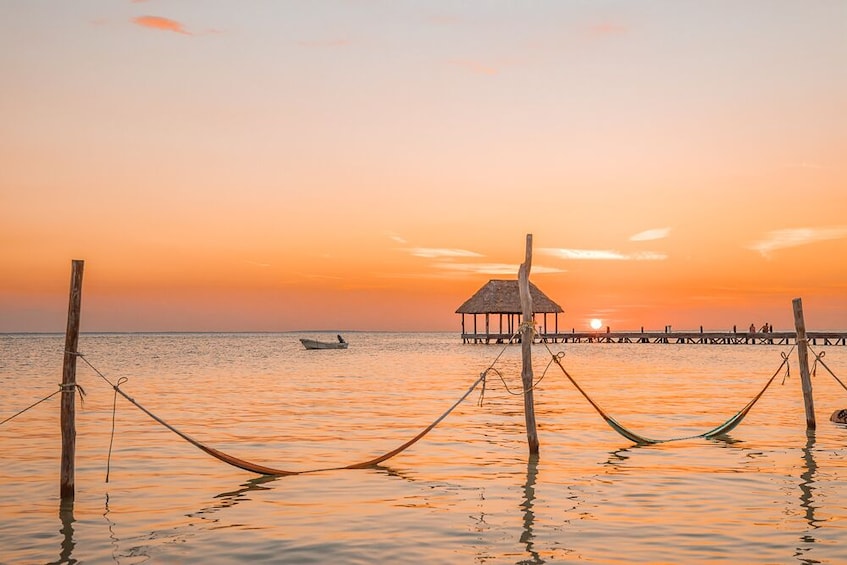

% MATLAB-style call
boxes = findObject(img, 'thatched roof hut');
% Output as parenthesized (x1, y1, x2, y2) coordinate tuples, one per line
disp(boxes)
(455, 279, 564, 343)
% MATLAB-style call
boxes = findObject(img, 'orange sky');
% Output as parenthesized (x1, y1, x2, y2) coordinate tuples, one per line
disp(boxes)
(2, 2, 846, 332)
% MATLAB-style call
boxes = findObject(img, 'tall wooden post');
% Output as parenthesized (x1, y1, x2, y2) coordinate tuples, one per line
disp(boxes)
(792, 297, 816, 430)
(518, 234, 540, 455)
(61, 260, 84, 499)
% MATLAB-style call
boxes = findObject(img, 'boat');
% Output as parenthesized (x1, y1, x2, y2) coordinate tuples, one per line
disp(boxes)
(299, 335, 349, 350)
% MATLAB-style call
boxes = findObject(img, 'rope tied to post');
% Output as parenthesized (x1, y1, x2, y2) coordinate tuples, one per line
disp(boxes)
(472, 327, 550, 399)
(780, 350, 791, 385)
(59, 381, 87, 405)
(61, 348, 87, 405)
(0, 386, 62, 427)
(0, 378, 89, 427)
(481, 359, 554, 396)
(809, 346, 847, 392)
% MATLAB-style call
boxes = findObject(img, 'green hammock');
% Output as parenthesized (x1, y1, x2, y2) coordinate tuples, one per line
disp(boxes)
(551, 352, 788, 445)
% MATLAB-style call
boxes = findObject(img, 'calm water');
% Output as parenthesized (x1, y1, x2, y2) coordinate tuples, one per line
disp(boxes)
(2, 332, 847, 564)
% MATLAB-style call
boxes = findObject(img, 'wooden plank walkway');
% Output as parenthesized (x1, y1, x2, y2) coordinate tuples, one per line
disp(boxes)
(461, 331, 847, 346)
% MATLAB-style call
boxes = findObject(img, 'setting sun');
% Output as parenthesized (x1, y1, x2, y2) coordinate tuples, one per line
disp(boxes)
(590, 318, 603, 330)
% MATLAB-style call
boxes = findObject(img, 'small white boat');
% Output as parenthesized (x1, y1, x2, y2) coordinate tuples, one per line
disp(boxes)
(299, 335, 349, 350)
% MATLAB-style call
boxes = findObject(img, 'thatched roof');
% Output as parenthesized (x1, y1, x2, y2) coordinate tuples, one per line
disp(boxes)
(455, 279, 564, 314)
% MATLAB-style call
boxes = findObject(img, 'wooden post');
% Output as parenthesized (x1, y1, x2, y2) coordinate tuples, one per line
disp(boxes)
(61, 260, 84, 500)
(792, 297, 816, 430)
(518, 234, 540, 455)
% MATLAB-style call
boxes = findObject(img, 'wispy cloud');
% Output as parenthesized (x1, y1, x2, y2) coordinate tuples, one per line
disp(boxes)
(630, 227, 671, 242)
(407, 248, 484, 259)
(539, 248, 667, 261)
(433, 262, 564, 275)
(387, 233, 407, 244)
(132, 15, 191, 35)
(397, 240, 563, 276)
(748, 226, 847, 257)
(630, 251, 667, 260)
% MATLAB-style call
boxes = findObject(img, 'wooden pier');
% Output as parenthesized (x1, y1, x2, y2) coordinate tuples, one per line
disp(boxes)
(461, 330, 847, 346)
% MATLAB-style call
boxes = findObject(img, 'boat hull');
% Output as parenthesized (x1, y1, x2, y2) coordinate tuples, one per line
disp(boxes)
(299, 338, 348, 350)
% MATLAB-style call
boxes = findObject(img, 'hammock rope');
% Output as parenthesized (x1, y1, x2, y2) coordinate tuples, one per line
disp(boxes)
(78, 352, 486, 476)
(809, 346, 847, 392)
(0, 380, 86, 427)
(544, 344, 794, 444)
(0, 387, 61, 427)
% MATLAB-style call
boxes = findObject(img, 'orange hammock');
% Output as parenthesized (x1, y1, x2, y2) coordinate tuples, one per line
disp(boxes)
(109, 372, 485, 476)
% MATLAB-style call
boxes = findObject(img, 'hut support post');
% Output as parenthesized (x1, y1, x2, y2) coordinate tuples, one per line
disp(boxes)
(61, 259, 84, 500)
(792, 297, 816, 430)
(519, 234, 540, 455)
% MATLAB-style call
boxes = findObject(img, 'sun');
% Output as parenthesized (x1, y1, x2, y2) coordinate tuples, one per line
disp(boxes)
(590, 318, 603, 330)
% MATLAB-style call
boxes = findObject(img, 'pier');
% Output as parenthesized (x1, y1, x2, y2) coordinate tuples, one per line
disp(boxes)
(461, 330, 847, 346)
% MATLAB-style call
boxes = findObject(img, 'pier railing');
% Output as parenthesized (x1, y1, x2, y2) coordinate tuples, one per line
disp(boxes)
(462, 330, 847, 346)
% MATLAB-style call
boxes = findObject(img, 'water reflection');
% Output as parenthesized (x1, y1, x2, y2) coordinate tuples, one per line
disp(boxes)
(188, 475, 282, 525)
(518, 454, 543, 564)
(795, 430, 820, 565)
(604, 434, 745, 470)
(604, 442, 645, 469)
(47, 498, 76, 565)
(104, 494, 119, 563)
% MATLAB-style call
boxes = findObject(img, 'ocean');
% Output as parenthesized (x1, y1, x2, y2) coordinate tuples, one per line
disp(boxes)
(2, 331, 847, 564)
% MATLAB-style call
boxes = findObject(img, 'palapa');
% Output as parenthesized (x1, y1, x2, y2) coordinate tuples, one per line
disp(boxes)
(455, 279, 564, 343)
(455, 279, 563, 315)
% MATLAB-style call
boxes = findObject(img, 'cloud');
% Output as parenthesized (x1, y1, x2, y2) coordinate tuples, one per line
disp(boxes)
(400, 243, 564, 275)
(748, 226, 847, 257)
(407, 248, 484, 259)
(630, 227, 671, 242)
(433, 262, 564, 275)
(132, 15, 191, 35)
(629, 251, 668, 261)
(539, 248, 667, 261)
(387, 233, 407, 244)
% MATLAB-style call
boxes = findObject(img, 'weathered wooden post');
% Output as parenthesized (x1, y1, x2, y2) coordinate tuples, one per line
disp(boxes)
(518, 234, 540, 455)
(792, 297, 816, 430)
(61, 260, 84, 499)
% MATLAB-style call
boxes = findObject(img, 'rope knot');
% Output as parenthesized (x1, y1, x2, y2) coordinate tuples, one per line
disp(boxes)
(59, 382, 86, 406)
(59, 382, 86, 395)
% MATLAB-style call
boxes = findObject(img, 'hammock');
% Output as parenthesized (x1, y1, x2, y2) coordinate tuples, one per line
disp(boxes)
(550, 352, 789, 444)
(108, 372, 485, 476)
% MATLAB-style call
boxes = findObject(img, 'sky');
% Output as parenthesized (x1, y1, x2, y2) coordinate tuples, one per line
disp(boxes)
(1, 1, 846, 333)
